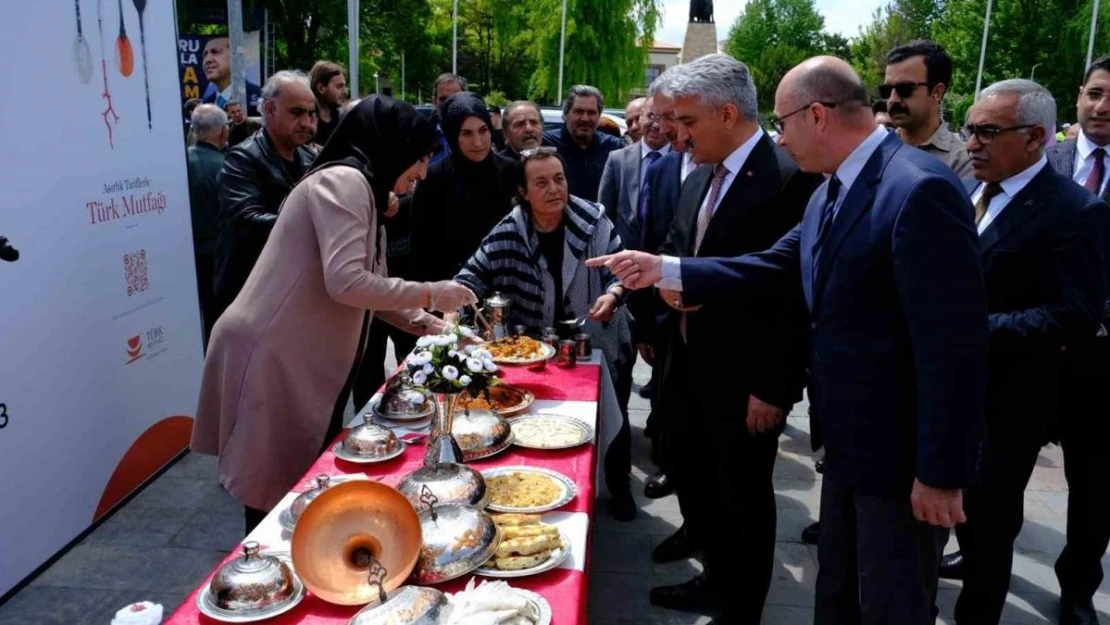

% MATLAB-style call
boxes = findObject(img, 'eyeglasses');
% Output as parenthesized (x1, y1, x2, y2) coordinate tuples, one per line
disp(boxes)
(770, 101, 838, 134)
(962, 123, 1037, 145)
(878, 81, 930, 99)
(1082, 88, 1110, 104)
(647, 112, 676, 124)
(520, 146, 558, 160)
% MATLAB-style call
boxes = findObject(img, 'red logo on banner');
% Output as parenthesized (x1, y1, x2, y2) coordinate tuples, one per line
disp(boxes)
(126, 335, 143, 364)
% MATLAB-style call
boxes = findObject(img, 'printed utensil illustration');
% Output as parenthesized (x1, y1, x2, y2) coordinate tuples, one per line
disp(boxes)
(115, 0, 133, 77)
(96, 0, 120, 147)
(73, 0, 93, 83)
(132, 0, 151, 129)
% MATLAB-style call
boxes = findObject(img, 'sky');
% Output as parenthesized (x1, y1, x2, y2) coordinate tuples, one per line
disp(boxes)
(654, 0, 885, 49)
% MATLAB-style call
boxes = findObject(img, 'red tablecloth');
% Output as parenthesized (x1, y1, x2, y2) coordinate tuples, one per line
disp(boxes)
(165, 363, 601, 625)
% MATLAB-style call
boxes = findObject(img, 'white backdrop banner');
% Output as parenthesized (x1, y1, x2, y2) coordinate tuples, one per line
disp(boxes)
(0, 0, 204, 596)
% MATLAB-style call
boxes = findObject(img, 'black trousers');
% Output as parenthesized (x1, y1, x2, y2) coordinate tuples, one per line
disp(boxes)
(1056, 337, 1110, 602)
(646, 334, 669, 468)
(194, 253, 218, 352)
(662, 339, 780, 622)
(603, 355, 635, 494)
(816, 470, 947, 625)
(954, 432, 1043, 624)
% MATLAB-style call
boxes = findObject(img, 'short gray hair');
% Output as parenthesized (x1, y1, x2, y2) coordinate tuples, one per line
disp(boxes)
(191, 104, 227, 140)
(433, 73, 468, 96)
(260, 70, 311, 123)
(979, 79, 1057, 136)
(562, 85, 604, 115)
(665, 54, 758, 120)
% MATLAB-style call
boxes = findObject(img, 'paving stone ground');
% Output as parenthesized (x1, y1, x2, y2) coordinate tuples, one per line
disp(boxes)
(2, 357, 1107, 624)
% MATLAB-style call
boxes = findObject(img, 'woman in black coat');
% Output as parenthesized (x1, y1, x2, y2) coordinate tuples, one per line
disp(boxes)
(409, 92, 517, 283)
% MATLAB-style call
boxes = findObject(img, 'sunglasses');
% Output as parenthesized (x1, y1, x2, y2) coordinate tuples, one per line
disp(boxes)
(878, 81, 930, 99)
(962, 123, 1037, 145)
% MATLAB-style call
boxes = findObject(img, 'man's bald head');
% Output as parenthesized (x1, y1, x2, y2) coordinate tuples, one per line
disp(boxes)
(774, 57, 878, 174)
(781, 57, 870, 121)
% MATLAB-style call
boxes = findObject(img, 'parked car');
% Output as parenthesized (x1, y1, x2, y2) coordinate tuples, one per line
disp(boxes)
(539, 107, 627, 134)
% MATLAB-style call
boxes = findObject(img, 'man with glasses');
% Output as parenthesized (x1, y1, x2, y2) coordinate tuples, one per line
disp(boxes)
(883, 40, 972, 177)
(1046, 55, 1110, 625)
(634, 55, 818, 625)
(953, 79, 1108, 625)
(589, 57, 987, 625)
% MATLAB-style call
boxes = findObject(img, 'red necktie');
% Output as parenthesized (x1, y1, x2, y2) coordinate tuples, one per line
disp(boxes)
(1084, 148, 1106, 194)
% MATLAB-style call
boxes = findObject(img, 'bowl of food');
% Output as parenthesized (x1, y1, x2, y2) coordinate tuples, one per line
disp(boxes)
(458, 385, 535, 417)
(452, 409, 514, 461)
(481, 467, 578, 514)
(486, 336, 556, 366)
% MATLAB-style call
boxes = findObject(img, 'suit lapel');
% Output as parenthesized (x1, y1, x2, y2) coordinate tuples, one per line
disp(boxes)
(697, 137, 777, 254)
(624, 148, 642, 228)
(799, 186, 825, 309)
(812, 135, 898, 305)
(979, 166, 1054, 255)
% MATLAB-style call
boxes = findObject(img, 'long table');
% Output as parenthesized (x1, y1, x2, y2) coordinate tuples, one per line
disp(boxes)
(164, 353, 615, 624)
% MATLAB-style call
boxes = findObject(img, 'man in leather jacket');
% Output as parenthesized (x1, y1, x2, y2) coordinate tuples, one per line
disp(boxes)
(214, 70, 318, 318)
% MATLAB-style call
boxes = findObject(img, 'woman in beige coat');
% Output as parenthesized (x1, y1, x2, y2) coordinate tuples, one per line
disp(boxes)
(191, 97, 477, 532)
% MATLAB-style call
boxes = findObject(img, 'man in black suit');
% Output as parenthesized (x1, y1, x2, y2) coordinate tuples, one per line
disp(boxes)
(637, 54, 818, 625)
(1046, 56, 1110, 625)
(636, 79, 700, 499)
(952, 79, 1108, 625)
(591, 57, 987, 625)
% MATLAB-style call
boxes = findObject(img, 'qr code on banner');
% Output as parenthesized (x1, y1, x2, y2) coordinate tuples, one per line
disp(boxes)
(124, 249, 148, 297)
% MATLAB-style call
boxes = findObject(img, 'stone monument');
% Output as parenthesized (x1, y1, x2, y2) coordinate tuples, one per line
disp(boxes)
(680, 0, 718, 63)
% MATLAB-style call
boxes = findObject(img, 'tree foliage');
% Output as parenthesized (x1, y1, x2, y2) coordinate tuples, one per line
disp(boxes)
(179, 0, 661, 106)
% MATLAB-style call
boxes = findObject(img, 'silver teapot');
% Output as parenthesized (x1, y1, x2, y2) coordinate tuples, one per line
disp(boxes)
(482, 292, 512, 341)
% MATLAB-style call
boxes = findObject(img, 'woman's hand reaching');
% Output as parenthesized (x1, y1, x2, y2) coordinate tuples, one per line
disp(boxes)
(428, 281, 478, 313)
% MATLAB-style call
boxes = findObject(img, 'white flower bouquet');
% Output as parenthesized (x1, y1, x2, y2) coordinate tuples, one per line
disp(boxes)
(407, 324, 500, 394)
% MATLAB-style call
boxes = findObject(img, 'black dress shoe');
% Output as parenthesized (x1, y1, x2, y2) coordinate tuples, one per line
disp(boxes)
(650, 572, 718, 612)
(639, 382, 656, 399)
(609, 489, 638, 522)
(644, 472, 675, 499)
(801, 521, 820, 545)
(815, 459, 825, 474)
(1061, 595, 1099, 625)
(939, 551, 965, 580)
(653, 525, 698, 563)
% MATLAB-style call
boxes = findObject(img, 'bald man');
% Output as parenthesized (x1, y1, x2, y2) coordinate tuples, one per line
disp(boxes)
(588, 57, 988, 625)
(624, 97, 647, 144)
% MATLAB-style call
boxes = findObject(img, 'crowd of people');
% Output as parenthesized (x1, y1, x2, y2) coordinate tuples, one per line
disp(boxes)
(184, 37, 1110, 625)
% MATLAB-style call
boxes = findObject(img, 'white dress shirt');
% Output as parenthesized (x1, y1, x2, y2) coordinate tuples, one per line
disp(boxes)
(680, 150, 696, 184)
(659, 126, 888, 291)
(1072, 130, 1110, 197)
(641, 141, 672, 162)
(972, 156, 1047, 234)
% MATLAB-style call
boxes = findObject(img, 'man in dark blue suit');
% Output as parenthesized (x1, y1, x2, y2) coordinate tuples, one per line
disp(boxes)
(589, 57, 988, 624)
(952, 82, 1108, 625)
(634, 82, 699, 499)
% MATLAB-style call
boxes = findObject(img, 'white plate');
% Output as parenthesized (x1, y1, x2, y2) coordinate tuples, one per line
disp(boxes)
(490, 341, 557, 365)
(475, 530, 571, 579)
(481, 466, 578, 513)
(518, 588, 553, 625)
(510, 414, 594, 450)
(331, 440, 406, 464)
(196, 568, 305, 623)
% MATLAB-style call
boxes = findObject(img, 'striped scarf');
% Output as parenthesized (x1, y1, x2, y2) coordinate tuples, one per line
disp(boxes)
(455, 196, 623, 329)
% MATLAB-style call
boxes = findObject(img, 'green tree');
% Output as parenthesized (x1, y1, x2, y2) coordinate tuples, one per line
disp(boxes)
(725, 0, 826, 111)
(525, 0, 662, 105)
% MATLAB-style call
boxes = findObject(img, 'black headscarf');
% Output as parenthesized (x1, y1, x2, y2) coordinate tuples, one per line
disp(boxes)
(441, 92, 494, 163)
(307, 95, 440, 214)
